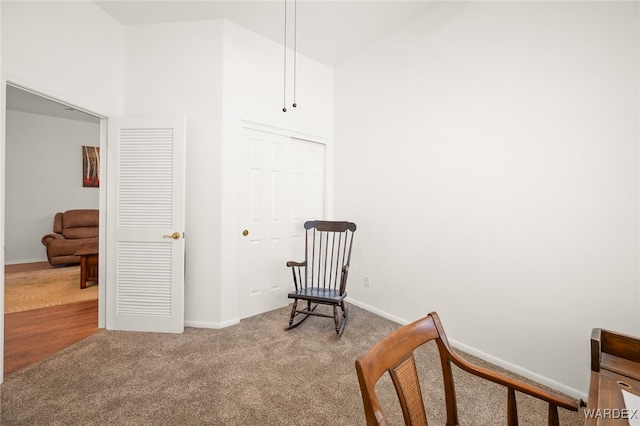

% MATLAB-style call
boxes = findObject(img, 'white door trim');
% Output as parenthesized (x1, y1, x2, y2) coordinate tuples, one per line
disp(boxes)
(0, 72, 112, 384)
(240, 120, 328, 146)
(1, 74, 6, 385)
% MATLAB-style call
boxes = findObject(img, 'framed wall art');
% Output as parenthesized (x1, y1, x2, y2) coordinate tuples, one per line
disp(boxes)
(82, 146, 100, 187)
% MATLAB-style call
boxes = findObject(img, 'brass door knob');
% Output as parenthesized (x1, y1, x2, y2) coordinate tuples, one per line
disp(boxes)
(163, 232, 181, 240)
(242, 230, 249, 236)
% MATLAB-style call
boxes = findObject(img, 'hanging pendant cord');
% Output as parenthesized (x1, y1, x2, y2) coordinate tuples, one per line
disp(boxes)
(282, 0, 288, 112)
(292, 0, 297, 108)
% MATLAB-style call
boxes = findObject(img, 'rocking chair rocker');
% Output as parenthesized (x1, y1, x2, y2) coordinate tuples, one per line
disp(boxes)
(285, 220, 357, 336)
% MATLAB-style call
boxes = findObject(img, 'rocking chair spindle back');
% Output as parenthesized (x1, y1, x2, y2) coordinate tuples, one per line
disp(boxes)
(286, 220, 357, 336)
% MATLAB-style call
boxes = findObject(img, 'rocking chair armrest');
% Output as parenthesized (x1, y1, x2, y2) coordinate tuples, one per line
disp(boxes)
(287, 261, 306, 292)
(339, 265, 350, 294)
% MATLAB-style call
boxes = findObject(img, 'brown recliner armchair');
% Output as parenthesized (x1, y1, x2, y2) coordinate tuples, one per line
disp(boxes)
(41, 209, 99, 266)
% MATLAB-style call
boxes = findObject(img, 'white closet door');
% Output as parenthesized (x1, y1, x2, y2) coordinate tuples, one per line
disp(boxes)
(238, 127, 325, 319)
(106, 116, 186, 333)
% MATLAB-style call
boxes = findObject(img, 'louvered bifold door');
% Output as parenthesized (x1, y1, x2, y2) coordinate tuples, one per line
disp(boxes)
(107, 117, 186, 333)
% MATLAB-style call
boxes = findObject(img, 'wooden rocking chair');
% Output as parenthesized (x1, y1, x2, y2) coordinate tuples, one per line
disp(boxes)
(285, 220, 357, 336)
(356, 312, 579, 425)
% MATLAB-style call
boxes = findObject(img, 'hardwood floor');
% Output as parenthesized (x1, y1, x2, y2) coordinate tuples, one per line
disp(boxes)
(4, 262, 98, 378)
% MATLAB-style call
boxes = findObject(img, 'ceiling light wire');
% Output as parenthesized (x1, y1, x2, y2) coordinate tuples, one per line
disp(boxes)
(282, 0, 288, 112)
(292, 0, 297, 108)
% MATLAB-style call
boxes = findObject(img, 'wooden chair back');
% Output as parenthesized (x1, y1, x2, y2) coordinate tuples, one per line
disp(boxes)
(355, 312, 579, 425)
(296, 220, 356, 295)
(285, 220, 356, 336)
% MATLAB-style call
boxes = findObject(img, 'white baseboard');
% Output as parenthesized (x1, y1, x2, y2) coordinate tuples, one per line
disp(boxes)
(346, 297, 408, 326)
(346, 297, 587, 401)
(185, 318, 240, 329)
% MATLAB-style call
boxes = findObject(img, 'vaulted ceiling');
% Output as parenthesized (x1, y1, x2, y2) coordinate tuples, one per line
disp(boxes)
(8, 1, 440, 120)
(94, 1, 439, 67)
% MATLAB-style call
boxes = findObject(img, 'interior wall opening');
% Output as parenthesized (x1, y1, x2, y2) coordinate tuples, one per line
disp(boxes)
(4, 83, 103, 377)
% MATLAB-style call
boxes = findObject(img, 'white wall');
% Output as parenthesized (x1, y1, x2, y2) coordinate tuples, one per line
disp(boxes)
(221, 20, 334, 138)
(5, 110, 99, 263)
(335, 1, 639, 397)
(1, 1, 123, 115)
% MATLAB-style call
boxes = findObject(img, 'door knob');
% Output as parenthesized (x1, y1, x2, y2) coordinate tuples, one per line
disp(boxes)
(242, 230, 249, 236)
(163, 232, 181, 240)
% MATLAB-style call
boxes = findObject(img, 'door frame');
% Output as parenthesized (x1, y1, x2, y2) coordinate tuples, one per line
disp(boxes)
(0, 73, 110, 384)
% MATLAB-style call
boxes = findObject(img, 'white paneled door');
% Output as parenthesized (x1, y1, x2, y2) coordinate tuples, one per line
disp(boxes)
(239, 127, 325, 319)
(106, 117, 186, 333)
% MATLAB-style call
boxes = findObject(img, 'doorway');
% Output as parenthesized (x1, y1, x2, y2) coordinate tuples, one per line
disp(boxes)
(4, 83, 103, 376)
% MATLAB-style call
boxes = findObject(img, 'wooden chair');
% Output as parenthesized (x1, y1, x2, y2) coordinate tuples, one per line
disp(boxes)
(355, 312, 579, 425)
(285, 220, 357, 336)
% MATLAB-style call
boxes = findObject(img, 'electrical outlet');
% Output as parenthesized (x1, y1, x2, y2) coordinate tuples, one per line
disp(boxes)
(363, 275, 370, 288)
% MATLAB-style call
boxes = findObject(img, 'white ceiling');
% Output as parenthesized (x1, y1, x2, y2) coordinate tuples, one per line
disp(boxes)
(7, 1, 439, 122)
(94, 0, 439, 67)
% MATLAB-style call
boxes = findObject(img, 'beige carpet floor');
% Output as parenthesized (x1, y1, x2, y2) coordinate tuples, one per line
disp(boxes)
(4, 266, 98, 314)
(0, 304, 586, 425)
